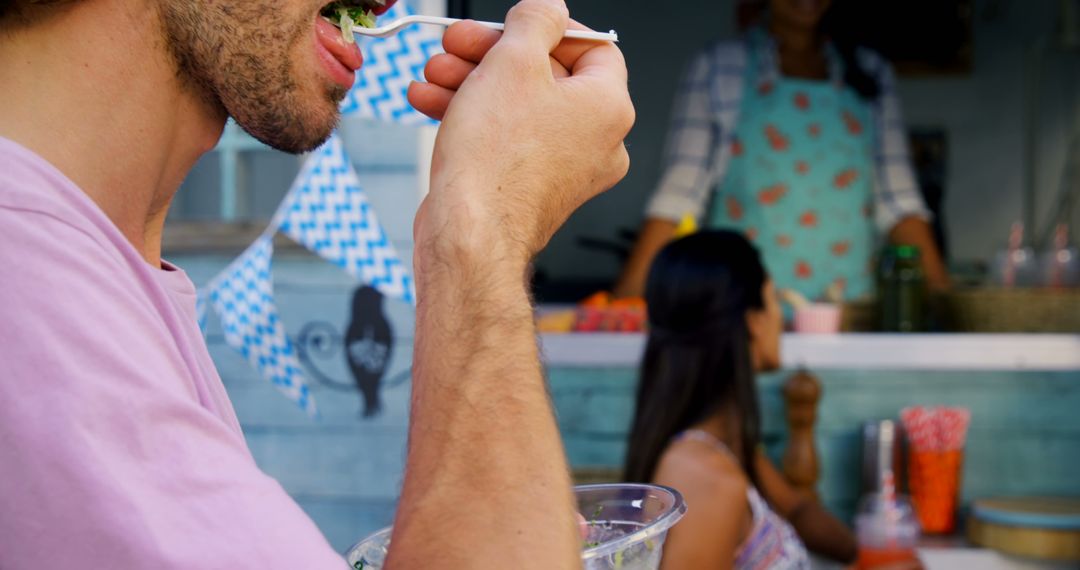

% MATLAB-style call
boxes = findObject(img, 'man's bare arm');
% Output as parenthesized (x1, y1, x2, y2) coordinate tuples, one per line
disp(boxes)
(388, 1, 634, 568)
(389, 237, 579, 568)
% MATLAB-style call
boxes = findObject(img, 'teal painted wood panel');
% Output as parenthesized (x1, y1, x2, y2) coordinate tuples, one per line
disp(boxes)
(244, 430, 406, 499)
(294, 496, 398, 554)
(549, 367, 1080, 522)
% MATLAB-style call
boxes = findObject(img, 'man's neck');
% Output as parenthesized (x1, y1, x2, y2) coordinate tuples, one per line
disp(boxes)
(0, 1, 226, 267)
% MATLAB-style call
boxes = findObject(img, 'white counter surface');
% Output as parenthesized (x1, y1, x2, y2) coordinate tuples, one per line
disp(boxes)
(538, 333, 1080, 371)
(811, 548, 1077, 570)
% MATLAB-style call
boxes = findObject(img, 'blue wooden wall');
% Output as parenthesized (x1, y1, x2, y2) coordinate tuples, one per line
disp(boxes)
(172, 252, 1080, 554)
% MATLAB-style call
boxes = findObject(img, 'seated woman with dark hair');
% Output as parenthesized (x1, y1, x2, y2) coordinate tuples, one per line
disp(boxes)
(624, 230, 856, 569)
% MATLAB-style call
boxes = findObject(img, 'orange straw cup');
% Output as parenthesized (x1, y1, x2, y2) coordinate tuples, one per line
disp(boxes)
(907, 448, 964, 533)
(901, 406, 971, 535)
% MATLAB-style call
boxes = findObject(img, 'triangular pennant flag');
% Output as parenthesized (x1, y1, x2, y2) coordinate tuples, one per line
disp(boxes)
(207, 235, 316, 415)
(277, 133, 416, 304)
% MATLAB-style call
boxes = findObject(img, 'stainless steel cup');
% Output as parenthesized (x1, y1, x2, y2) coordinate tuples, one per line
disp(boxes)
(861, 420, 902, 495)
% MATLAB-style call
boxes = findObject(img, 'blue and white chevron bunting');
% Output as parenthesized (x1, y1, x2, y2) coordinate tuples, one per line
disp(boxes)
(340, 1, 443, 124)
(206, 235, 316, 416)
(277, 133, 416, 304)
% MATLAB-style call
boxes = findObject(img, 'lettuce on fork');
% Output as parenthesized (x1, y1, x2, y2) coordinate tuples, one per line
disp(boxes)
(321, 0, 391, 43)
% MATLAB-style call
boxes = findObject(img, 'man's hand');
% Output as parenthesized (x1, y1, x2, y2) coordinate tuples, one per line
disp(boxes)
(407, 0, 634, 267)
(388, 3, 633, 569)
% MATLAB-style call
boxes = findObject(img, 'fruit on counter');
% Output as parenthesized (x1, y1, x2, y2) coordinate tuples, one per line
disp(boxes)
(573, 293, 647, 333)
(537, 310, 576, 333)
(534, 293, 648, 334)
(579, 291, 613, 308)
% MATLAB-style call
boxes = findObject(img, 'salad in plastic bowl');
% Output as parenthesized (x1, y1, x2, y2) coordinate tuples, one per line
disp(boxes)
(347, 484, 687, 570)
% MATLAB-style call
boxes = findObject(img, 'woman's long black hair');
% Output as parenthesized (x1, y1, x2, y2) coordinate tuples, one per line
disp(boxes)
(623, 231, 768, 486)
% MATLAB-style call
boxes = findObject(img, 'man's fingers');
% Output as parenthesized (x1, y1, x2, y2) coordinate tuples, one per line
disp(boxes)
(407, 81, 454, 121)
(425, 53, 477, 91)
(548, 56, 571, 79)
(422, 51, 568, 107)
(427, 51, 569, 92)
(443, 16, 612, 82)
(497, 0, 569, 60)
(442, 20, 502, 64)
(546, 20, 614, 74)
(559, 43, 634, 146)
(563, 37, 628, 84)
(576, 513, 589, 541)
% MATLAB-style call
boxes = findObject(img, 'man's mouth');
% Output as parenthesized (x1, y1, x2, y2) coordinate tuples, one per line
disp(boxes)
(319, 0, 399, 46)
(314, 9, 364, 90)
(312, 0, 397, 90)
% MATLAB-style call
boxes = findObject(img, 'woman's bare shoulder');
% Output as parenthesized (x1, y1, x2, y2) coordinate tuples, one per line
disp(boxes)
(653, 439, 750, 504)
(652, 440, 753, 569)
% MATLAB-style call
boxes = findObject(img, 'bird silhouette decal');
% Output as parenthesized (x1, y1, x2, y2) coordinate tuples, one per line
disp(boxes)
(297, 286, 398, 418)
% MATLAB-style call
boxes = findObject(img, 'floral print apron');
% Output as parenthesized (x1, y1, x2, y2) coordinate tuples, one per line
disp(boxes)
(708, 33, 877, 302)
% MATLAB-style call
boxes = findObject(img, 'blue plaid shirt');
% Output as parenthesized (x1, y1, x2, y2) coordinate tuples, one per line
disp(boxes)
(646, 34, 930, 233)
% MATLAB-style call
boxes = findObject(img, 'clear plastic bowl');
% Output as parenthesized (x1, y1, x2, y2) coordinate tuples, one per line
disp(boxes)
(346, 483, 687, 570)
(577, 483, 687, 569)
(346, 526, 392, 569)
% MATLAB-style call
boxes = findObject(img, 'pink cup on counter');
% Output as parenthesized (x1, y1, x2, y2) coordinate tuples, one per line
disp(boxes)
(793, 304, 842, 334)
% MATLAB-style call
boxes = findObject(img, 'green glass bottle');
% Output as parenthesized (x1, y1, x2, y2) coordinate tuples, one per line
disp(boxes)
(879, 245, 924, 333)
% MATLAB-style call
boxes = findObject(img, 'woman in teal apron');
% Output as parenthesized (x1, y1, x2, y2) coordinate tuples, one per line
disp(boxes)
(711, 28, 877, 302)
(615, 0, 948, 306)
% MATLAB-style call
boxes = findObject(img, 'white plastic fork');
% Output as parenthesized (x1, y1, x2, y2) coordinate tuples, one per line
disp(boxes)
(350, 15, 619, 42)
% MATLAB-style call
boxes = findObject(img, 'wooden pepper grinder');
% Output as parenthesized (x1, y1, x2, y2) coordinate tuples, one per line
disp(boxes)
(782, 368, 822, 499)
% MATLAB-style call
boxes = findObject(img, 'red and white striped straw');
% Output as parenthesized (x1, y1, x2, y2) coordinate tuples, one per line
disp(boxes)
(939, 407, 971, 451)
(901, 406, 937, 451)
(902, 406, 971, 451)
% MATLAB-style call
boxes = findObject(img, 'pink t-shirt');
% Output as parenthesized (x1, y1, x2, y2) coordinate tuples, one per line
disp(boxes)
(0, 137, 346, 569)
